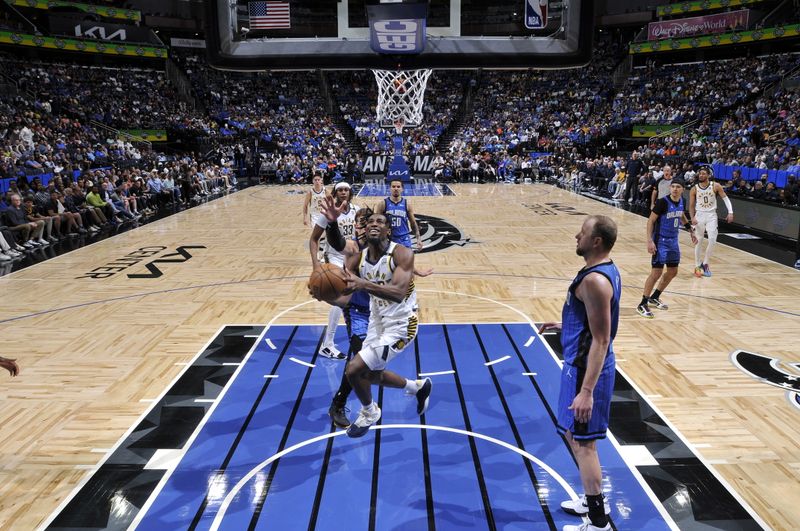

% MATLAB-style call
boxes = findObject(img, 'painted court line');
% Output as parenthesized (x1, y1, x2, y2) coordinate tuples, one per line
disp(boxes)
(419, 370, 455, 377)
(522, 372, 538, 376)
(524, 336, 535, 347)
(263, 374, 279, 379)
(128, 304, 313, 530)
(485, 355, 511, 366)
(194, 399, 216, 404)
(37, 324, 232, 531)
(222, 362, 240, 366)
(208, 423, 580, 531)
(265, 338, 277, 349)
(289, 357, 315, 368)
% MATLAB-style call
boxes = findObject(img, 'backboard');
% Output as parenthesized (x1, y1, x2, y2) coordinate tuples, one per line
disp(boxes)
(206, 0, 594, 71)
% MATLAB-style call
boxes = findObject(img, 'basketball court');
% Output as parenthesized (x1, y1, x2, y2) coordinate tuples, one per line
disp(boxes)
(1, 183, 796, 530)
(2, 1, 798, 530)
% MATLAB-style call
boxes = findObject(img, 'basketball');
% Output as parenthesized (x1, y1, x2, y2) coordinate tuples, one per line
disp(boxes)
(308, 263, 348, 301)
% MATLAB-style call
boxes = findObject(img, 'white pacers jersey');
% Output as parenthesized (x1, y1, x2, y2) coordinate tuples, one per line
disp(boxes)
(316, 203, 359, 266)
(359, 242, 417, 321)
(309, 187, 327, 222)
(695, 183, 717, 213)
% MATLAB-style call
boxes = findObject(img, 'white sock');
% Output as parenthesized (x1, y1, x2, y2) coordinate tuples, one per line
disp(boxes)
(404, 379, 421, 394)
(325, 306, 342, 347)
(364, 401, 377, 413)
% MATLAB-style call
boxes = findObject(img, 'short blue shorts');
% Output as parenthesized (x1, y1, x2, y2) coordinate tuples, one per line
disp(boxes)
(556, 363, 615, 441)
(651, 237, 680, 268)
(393, 234, 413, 249)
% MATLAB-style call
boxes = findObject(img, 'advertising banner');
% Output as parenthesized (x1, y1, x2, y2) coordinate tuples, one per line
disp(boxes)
(629, 24, 800, 55)
(5, 0, 141, 22)
(49, 18, 159, 44)
(648, 10, 749, 40)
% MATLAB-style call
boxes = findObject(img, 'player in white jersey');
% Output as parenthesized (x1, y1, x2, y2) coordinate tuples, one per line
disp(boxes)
(340, 212, 432, 437)
(303, 173, 328, 227)
(309, 182, 358, 359)
(689, 166, 733, 277)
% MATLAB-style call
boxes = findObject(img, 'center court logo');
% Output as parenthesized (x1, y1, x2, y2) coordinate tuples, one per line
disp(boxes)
(731, 350, 800, 411)
(414, 214, 476, 254)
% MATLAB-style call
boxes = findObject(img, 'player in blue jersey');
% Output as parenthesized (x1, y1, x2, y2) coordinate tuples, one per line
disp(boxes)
(318, 197, 432, 429)
(539, 215, 620, 531)
(638, 179, 697, 318)
(375, 179, 422, 251)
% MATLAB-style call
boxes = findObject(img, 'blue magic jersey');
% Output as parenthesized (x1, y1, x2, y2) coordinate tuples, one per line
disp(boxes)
(560, 261, 621, 371)
(653, 195, 685, 241)
(348, 233, 371, 310)
(384, 197, 411, 243)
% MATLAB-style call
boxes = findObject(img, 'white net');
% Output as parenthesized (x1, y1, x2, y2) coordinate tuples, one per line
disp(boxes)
(372, 68, 433, 127)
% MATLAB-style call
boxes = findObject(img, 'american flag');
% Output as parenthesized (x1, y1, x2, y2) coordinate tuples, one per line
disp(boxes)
(248, 1, 290, 30)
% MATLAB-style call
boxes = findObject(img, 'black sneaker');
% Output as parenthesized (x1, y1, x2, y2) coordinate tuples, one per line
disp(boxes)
(328, 403, 350, 428)
(636, 304, 654, 319)
(648, 297, 669, 310)
(416, 378, 432, 415)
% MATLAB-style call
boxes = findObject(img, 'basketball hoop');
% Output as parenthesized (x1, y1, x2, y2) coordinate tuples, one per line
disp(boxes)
(373, 68, 433, 127)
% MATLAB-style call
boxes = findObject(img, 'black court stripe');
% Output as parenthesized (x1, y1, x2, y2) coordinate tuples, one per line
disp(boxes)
(442, 325, 496, 531)
(502, 325, 619, 531)
(188, 326, 298, 531)
(414, 339, 436, 531)
(501, 324, 561, 427)
(471, 325, 557, 531)
(367, 385, 385, 531)
(306, 420, 338, 531)
(247, 330, 326, 530)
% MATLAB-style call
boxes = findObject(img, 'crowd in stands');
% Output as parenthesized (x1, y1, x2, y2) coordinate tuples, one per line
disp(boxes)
(3, 59, 183, 130)
(0, 55, 238, 270)
(3, 34, 800, 269)
(615, 55, 796, 126)
(555, 149, 799, 209)
(173, 51, 352, 182)
(633, 57, 800, 170)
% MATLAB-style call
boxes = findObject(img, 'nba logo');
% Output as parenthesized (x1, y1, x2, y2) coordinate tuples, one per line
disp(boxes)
(525, 0, 548, 29)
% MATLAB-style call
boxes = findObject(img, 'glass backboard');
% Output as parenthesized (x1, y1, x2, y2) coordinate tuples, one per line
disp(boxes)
(206, 0, 593, 71)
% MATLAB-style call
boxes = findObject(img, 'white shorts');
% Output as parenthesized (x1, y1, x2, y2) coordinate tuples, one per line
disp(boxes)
(359, 313, 419, 371)
(695, 211, 718, 236)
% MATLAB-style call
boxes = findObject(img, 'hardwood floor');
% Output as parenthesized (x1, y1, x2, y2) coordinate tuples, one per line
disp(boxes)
(0, 184, 796, 530)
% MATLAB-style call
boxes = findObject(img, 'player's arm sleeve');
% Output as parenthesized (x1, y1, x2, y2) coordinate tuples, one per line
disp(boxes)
(325, 220, 346, 252)
(718, 185, 733, 214)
